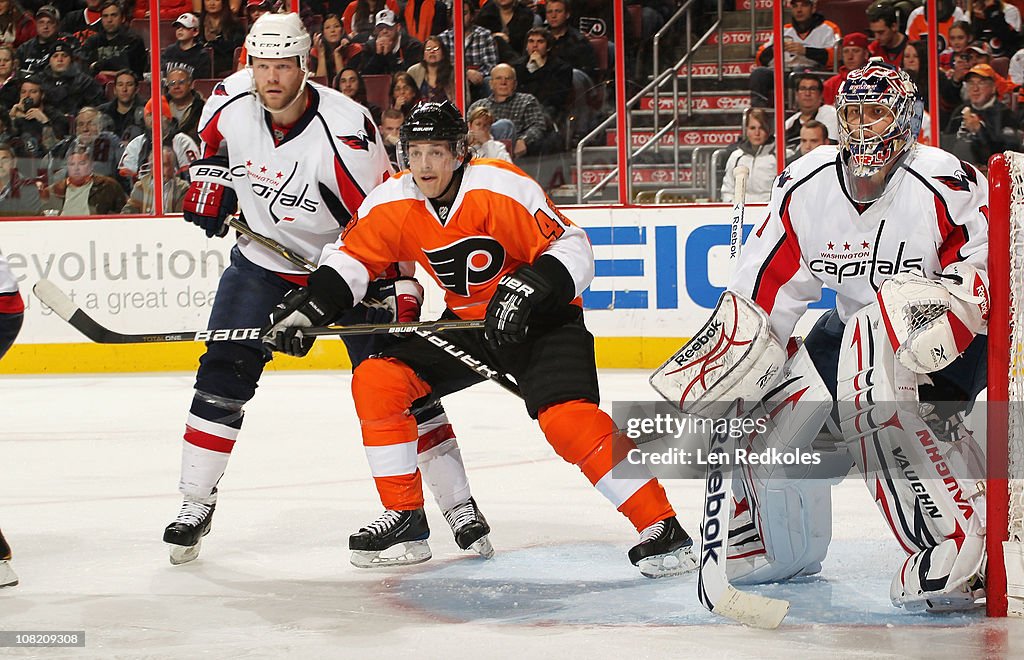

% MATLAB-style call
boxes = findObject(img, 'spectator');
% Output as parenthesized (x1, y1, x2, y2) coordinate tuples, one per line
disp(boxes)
(0, 0, 35, 48)
(823, 33, 869, 105)
(944, 63, 1022, 169)
(867, 4, 907, 67)
(334, 66, 381, 123)
(378, 106, 402, 167)
(44, 144, 126, 215)
(721, 109, 780, 203)
(545, 0, 597, 81)
(244, 0, 273, 25)
(514, 27, 573, 128)
(122, 145, 189, 214)
(467, 104, 511, 162)
(0, 141, 40, 215)
(199, 0, 244, 77)
(477, 0, 540, 63)
(784, 73, 837, 148)
(388, 70, 421, 116)
(47, 105, 125, 184)
(971, 0, 1021, 56)
(961, 40, 1016, 96)
(750, 0, 841, 107)
(117, 96, 199, 182)
(399, 0, 448, 44)
(940, 20, 973, 70)
(342, 0, 388, 41)
(354, 9, 424, 76)
(164, 66, 204, 144)
(0, 109, 11, 144)
(8, 76, 67, 161)
(901, 40, 942, 131)
(98, 69, 146, 144)
(407, 35, 454, 102)
(798, 119, 829, 157)
(79, 0, 148, 81)
(16, 5, 62, 77)
(161, 12, 212, 79)
(61, 0, 103, 48)
(39, 39, 105, 117)
(906, 0, 967, 51)
(312, 13, 345, 86)
(467, 63, 555, 158)
(439, 0, 497, 102)
(0, 44, 17, 109)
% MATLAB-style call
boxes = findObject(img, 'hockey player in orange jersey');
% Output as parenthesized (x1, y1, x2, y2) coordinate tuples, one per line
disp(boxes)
(263, 101, 697, 576)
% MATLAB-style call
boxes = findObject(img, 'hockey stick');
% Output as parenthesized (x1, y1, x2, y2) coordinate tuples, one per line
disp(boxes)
(221, 218, 522, 398)
(695, 165, 790, 629)
(226, 216, 317, 273)
(33, 279, 483, 344)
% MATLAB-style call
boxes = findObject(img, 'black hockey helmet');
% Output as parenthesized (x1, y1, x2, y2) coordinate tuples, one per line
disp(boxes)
(398, 101, 468, 170)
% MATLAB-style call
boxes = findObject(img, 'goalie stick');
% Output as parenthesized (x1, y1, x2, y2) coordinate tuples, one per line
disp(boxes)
(693, 165, 790, 629)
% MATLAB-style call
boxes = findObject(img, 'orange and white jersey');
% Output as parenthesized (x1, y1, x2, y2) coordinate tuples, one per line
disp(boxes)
(320, 158, 595, 319)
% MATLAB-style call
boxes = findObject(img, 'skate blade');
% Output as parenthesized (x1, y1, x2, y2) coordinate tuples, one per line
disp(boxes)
(350, 540, 432, 568)
(638, 545, 699, 579)
(168, 540, 202, 565)
(469, 535, 495, 559)
(0, 560, 18, 587)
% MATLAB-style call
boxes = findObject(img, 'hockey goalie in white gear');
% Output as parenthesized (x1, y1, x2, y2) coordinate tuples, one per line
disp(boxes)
(658, 59, 991, 613)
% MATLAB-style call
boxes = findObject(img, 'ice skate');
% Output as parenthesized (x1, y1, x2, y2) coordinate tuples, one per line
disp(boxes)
(163, 497, 216, 565)
(628, 516, 698, 578)
(349, 508, 431, 568)
(0, 529, 17, 587)
(443, 497, 494, 559)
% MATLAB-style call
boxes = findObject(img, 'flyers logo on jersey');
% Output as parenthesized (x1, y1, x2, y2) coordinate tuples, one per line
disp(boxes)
(424, 237, 506, 296)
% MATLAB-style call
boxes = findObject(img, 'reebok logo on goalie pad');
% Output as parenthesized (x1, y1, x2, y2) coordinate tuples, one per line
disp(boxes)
(672, 320, 722, 366)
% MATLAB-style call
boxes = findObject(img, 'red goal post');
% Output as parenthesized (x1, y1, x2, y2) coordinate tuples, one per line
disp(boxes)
(986, 152, 1024, 617)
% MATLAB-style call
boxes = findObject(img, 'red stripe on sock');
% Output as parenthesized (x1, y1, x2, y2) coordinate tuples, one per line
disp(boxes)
(416, 424, 455, 453)
(184, 426, 236, 453)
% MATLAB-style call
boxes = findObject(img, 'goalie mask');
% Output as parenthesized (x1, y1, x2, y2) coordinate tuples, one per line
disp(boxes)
(835, 59, 923, 203)
(397, 101, 469, 172)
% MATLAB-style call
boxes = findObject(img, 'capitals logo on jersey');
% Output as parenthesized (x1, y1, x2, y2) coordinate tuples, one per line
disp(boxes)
(337, 115, 379, 152)
(424, 237, 506, 296)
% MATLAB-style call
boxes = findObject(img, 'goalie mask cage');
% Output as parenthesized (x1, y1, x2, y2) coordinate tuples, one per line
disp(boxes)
(987, 152, 1024, 617)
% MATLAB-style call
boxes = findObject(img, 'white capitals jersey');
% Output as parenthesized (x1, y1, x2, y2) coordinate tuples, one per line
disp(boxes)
(0, 251, 17, 295)
(730, 145, 989, 341)
(197, 69, 392, 274)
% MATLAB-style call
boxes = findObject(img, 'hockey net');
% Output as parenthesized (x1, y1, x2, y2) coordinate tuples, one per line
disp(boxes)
(987, 152, 1024, 617)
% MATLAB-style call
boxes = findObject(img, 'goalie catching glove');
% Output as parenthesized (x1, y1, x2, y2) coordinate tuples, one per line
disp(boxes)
(183, 156, 237, 238)
(878, 263, 989, 374)
(261, 266, 354, 357)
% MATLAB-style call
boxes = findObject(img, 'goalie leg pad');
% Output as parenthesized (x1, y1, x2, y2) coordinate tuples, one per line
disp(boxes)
(891, 531, 986, 612)
(837, 304, 986, 608)
(650, 291, 786, 417)
(728, 345, 838, 584)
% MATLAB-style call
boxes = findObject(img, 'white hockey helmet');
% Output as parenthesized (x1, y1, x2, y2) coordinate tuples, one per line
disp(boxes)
(245, 12, 311, 74)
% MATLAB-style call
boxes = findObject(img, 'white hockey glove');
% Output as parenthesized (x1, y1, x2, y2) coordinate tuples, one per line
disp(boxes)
(878, 263, 989, 374)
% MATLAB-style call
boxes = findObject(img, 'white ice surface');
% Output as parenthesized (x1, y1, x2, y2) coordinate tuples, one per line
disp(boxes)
(1, 370, 1022, 659)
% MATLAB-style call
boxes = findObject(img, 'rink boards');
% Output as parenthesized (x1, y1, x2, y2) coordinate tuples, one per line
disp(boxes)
(0, 206, 833, 374)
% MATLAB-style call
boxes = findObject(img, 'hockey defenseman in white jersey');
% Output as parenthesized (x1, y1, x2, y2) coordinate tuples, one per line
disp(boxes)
(657, 60, 990, 612)
(163, 12, 493, 566)
(0, 250, 23, 588)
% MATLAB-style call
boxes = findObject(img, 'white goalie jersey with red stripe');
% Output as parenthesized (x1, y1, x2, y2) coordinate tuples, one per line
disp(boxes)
(0, 251, 23, 314)
(729, 145, 989, 341)
(197, 69, 392, 274)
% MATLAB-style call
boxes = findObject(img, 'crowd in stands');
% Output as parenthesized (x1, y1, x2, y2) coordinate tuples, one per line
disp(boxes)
(3, 0, 682, 216)
(730, 0, 1024, 199)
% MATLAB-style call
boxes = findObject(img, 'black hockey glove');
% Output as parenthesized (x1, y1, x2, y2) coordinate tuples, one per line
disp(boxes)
(183, 156, 236, 238)
(262, 266, 354, 357)
(484, 264, 555, 348)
